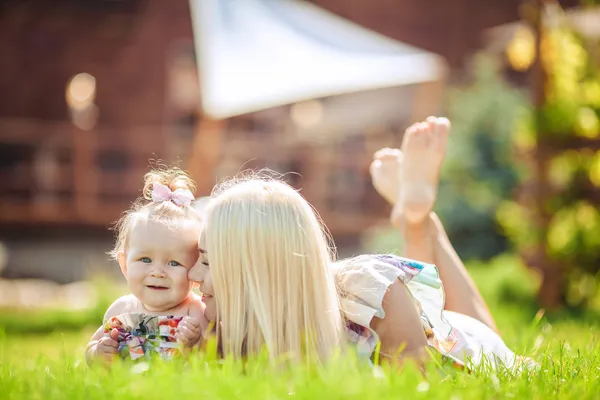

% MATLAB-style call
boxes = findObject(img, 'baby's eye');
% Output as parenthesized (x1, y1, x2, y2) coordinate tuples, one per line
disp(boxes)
(168, 260, 182, 267)
(201, 261, 209, 267)
(140, 257, 152, 264)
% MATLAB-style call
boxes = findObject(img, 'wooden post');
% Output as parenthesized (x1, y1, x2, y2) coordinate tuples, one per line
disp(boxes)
(72, 126, 98, 222)
(528, 0, 564, 309)
(409, 78, 447, 124)
(186, 113, 226, 196)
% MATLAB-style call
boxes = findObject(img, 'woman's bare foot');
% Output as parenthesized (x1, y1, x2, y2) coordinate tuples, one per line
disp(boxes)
(370, 148, 403, 205)
(394, 117, 450, 226)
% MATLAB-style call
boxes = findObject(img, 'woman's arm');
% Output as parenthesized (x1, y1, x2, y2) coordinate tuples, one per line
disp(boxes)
(370, 280, 429, 367)
(396, 211, 498, 332)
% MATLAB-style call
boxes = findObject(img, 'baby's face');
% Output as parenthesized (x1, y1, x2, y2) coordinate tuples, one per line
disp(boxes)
(123, 219, 200, 312)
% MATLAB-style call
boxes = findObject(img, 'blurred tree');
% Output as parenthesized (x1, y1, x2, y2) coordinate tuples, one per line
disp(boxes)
(365, 2, 600, 311)
(362, 55, 528, 260)
(497, 0, 600, 309)
(437, 55, 527, 261)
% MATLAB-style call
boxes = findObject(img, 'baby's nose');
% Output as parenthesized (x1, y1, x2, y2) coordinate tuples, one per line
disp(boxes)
(151, 267, 167, 278)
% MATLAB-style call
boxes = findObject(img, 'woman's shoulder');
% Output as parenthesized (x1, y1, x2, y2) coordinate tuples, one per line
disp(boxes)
(333, 254, 431, 358)
(333, 254, 453, 354)
(332, 254, 429, 328)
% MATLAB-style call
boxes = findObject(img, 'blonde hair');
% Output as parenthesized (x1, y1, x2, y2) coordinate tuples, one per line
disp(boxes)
(204, 174, 345, 364)
(109, 165, 202, 259)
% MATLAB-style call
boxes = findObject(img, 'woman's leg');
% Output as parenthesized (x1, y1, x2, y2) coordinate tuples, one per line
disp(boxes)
(370, 147, 435, 264)
(370, 117, 499, 333)
(428, 212, 498, 332)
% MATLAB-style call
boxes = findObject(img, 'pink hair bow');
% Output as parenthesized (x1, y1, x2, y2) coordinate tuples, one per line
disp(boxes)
(151, 182, 195, 207)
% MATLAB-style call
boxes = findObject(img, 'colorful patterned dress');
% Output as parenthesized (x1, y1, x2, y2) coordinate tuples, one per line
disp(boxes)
(103, 313, 183, 361)
(333, 254, 537, 371)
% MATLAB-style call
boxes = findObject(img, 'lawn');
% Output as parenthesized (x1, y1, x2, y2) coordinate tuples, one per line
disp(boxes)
(1, 255, 599, 399)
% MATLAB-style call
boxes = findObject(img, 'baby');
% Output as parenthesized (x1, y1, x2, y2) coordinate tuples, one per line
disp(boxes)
(85, 167, 208, 366)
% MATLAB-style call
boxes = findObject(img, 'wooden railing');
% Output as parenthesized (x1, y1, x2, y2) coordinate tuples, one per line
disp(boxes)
(0, 118, 170, 226)
(0, 118, 391, 236)
(215, 132, 393, 236)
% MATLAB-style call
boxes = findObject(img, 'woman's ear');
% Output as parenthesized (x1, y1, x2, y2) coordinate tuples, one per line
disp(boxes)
(117, 251, 127, 277)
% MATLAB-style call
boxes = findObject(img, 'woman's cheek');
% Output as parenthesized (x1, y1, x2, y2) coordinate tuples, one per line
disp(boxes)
(205, 302, 216, 322)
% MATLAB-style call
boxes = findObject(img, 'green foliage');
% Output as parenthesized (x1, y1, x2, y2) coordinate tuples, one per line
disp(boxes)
(366, 23, 600, 308)
(0, 275, 120, 334)
(497, 24, 600, 307)
(436, 54, 527, 260)
(0, 306, 104, 334)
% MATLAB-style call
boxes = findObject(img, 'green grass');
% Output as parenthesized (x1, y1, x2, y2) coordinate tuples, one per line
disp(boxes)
(1, 255, 599, 399)
(0, 275, 125, 335)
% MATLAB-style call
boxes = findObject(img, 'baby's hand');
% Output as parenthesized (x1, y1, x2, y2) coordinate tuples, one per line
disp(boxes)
(92, 328, 120, 363)
(176, 316, 203, 348)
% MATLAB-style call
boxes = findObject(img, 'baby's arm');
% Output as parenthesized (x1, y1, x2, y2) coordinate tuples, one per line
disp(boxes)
(85, 294, 136, 366)
(176, 294, 209, 350)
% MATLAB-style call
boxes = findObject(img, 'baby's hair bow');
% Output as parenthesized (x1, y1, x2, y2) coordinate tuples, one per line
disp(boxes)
(151, 182, 194, 207)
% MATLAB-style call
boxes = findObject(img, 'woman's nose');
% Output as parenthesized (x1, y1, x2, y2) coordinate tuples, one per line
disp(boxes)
(188, 260, 204, 283)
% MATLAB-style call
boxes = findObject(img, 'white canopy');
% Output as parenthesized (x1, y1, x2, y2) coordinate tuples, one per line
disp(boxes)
(189, 0, 448, 120)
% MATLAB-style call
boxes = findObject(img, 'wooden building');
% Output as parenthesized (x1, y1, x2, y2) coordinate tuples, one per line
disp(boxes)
(0, 0, 578, 281)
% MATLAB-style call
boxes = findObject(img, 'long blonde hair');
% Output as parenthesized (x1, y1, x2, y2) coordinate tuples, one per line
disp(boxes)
(204, 176, 345, 364)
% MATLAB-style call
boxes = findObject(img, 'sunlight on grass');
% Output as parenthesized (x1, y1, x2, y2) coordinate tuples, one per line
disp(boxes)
(1, 329, 599, 399)
(0, 255, 599, 399)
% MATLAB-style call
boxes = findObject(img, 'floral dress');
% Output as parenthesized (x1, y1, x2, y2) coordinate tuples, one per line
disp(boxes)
(333, 254, 536, 371)
(103, 313, 183, 361)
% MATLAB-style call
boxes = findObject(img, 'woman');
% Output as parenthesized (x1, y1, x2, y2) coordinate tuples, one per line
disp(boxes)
(189, 117, 535, 370)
